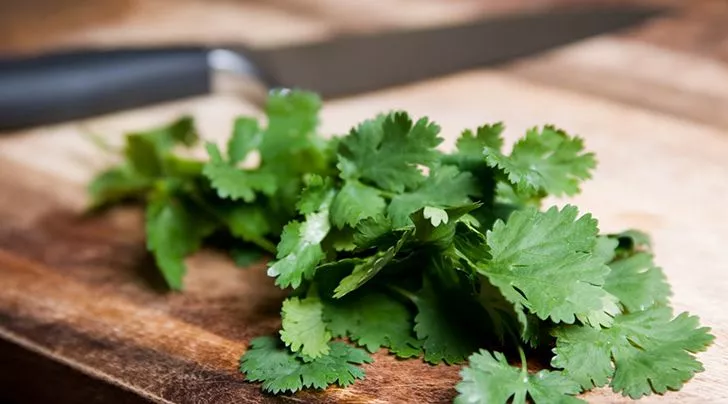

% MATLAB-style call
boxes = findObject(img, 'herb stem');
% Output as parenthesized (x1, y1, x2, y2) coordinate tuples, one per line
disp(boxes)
(518, 346, 527, 375)
(386, 284, 418, 303)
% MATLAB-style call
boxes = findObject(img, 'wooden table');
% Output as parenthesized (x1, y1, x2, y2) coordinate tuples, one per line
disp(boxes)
(1, 1, 727, 403)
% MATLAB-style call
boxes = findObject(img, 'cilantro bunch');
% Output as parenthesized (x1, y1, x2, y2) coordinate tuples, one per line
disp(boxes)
(90, 90, 713, 402)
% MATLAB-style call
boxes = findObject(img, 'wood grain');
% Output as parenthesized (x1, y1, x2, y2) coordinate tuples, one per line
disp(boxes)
(1, 1, 728, 403)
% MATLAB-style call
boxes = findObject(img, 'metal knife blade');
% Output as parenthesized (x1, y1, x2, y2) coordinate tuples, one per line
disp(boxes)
(252, 5, 660, 97)
(0, 5, 659, 130)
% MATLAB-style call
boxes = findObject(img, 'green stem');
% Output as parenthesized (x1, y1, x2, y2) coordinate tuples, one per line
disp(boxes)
(518, 346, 528, 375)
(251, 237, 278, 254)
(377, 189, 398, 199)
(386, 284, 418, 303)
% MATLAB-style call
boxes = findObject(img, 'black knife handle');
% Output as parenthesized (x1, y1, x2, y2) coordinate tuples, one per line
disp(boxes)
(0, 48, 213, 131)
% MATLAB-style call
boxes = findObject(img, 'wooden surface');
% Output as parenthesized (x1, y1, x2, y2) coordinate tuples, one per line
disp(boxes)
(1, 1, 727, 403)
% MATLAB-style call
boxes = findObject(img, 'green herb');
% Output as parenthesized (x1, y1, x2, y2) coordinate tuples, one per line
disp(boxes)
(90, 90, 713, 401)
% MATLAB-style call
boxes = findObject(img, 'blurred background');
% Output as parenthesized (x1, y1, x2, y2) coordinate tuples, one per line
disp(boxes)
(0, 0, 712, 55)
(0, 0, 723, 133)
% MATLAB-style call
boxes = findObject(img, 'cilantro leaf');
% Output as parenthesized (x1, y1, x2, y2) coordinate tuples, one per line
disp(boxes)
(202, 142, 276, 202)
(220, 204, 276, 252)
(123, 116, 198, 178)
(333, 230, 411, 298)
(412, 277, 482, 364)
(337, 112, 442, 192)
(145, 195, 214, 290)
(456, 124, 504, 155)
(455, 350, 584, 404)
(267, 186, 335, 289)
(552, 307, 714, 398)
(479, 205, 620, 327)
(129, 115, 198, 153)
(87, 166, 152, 208)
(410, 204, 480, 248)
(388, 165, 477, 228)
(594, 236, 619, 264)
(484, 126, 595, 198)
(240, 336, 372, 394)
(604, 252, 671, 312)
(352, 216, 396, 249)
(280, 294, 331, 359)
(259, 90, 322, 160)
(296, 175, 333, 215)
(330, 181, 386, 228)
(125, 134, 164, 177)
(323, 291, 421, 358)
(227, 117, 261, 164)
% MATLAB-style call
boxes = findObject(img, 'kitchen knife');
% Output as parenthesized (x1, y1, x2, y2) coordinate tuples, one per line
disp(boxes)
(0, 5, 659, 130)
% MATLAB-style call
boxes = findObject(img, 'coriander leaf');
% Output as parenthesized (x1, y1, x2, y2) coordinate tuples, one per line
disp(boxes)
(240, 336, 372, 394)
(388, 165, 477, 227)
(323, 291, 421, 358)
(280, 294, 331, 359)
(259, 90, 322, 160)
(452, 222, 490, 263)
(268, 188, 335, 289)
(456, 123, 505, 155)
(605, 252, 671, 312)
(126, 134, 163, 177)
(479, 205, 620, 327)
(202, 143, 276, 202)
(221, 204, 275, 251)
(330, 181, 386, 228)
(552, 307, 714, 398)
(227, 117, 261, 164)
(88, 166, 152, 208)
(337, 112, 442, 192)
(322, 226, 357, 252)
(296, 175, 333, 215)
(594, 236, 619, 264)
(129, 115, 198, 152)
(145, 196, 213, 290)
(410, 203, 480, 248)
(352, 215, 395, 249)
(333, 230, 411, 298)
(423, 207, 448, 227)
(484, 126, 596, 197)
(412, 277, 481, 364)
(455, 350, 584, 404)
(441, 124, 503, 201)
(124, 117, 199, 178)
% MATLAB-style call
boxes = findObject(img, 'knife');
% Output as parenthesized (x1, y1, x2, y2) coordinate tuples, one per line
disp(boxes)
(0, 5, 658, 130)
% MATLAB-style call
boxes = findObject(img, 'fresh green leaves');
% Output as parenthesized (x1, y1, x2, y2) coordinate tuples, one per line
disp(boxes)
(480, 205, 620, 327)
(330, 181, 385, 228)
(552, 308, 713, 398)
(412, 278, 482, 364)
(145, 195, 213, 290)
(337, 112, 442, 192)
(202, 142, 276, 202)
(88, 90, 332, 290)
(89, 91, 712, 401)
(324, 291, 421, 358)
(604, 252, 671, 312)
(455, 350, 584, 404)
(267, 184, 335, 289)
(240, 336, 371, 394)
(280, 294, 331, 359)
(484, 126, 595, 200)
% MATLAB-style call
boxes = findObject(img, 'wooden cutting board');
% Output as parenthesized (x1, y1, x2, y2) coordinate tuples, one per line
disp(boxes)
(1, 1, 727, 403)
